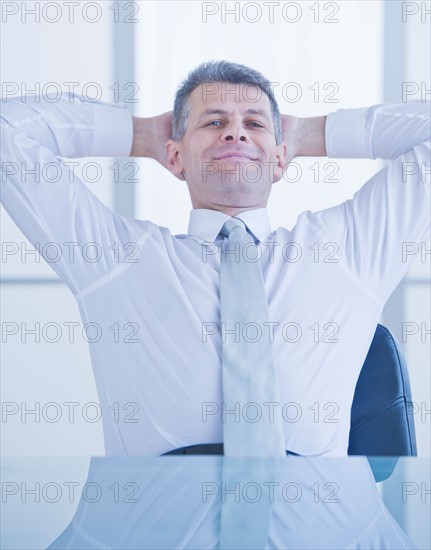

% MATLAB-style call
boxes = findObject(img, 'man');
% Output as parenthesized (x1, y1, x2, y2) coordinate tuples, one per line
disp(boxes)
(1, 60, 430, 456)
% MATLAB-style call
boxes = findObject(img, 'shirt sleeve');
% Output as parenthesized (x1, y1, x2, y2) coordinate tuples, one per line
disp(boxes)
(0, 92, 136, 295)
(313, 100, 431, 308)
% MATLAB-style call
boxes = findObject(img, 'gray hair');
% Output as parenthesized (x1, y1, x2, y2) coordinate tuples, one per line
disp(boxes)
(172, 60, 282, 144)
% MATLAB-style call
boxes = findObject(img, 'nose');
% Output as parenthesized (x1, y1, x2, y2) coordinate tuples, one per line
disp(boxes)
(225, 134, 246, 142)
(221, 119, 248, 142)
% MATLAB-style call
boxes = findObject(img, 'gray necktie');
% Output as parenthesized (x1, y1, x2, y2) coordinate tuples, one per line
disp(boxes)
(218, 217, 285, 457)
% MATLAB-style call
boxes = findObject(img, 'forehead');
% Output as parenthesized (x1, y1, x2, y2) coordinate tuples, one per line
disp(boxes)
(188, 82, 271, 116)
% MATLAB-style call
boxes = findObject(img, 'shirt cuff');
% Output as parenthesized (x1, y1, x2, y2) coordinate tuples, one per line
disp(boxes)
(91, 101, 133, 157)
(325, 107, 371, 159)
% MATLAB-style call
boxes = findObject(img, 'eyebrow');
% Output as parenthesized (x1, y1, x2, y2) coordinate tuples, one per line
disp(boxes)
(197, 108, 271, 123)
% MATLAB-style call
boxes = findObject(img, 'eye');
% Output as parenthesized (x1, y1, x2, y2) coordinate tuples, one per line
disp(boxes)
(247, 121, 264, 128)
(206, 120, 223, 126)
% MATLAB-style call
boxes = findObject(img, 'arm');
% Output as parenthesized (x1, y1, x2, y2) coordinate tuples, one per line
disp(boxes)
(285, 101, 430, 161)
(281, 114, 327, 159)
(0, 92, 138, 294)
(300, 100, 430, 306)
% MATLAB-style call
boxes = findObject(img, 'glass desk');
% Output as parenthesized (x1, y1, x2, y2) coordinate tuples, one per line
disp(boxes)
(1, 456, 429, 549)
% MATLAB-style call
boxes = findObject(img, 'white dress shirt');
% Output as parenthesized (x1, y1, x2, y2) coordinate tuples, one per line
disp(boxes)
(1, 93, 430, 456)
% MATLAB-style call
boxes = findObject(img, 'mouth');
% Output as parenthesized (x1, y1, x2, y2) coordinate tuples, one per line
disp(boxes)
(215, 153, 257, 161)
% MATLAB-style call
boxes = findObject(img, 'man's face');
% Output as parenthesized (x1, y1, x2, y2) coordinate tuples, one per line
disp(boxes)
(166, 83, 287, 213)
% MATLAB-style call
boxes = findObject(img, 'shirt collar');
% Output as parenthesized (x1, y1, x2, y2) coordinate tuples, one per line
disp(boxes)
(187, 207, 272, 243)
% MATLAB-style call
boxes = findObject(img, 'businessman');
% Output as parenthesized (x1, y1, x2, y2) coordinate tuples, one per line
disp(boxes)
(1, 60, 430, 456)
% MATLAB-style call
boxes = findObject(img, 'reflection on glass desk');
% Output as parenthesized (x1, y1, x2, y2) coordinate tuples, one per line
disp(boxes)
(1, 456, 429, 549)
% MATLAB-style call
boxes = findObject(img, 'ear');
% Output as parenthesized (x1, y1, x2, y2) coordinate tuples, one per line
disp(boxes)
(166, 139, 186, 181)
(272, 142, 288, 183)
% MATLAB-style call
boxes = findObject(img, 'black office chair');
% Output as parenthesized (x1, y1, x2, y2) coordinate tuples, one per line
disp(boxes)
(348, 323, 416, 456)
(163, 324, 417, 478)
(348, 324, 417, 481)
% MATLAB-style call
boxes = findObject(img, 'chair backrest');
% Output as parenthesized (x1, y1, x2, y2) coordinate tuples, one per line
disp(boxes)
(348, 324, 417, 456)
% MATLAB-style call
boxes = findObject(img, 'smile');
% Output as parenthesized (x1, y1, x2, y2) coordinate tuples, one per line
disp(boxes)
(215, 155, 257, 161)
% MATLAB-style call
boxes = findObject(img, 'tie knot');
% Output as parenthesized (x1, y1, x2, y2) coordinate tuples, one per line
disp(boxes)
(219, 217, 247, 239)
